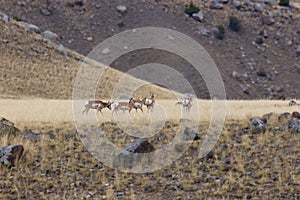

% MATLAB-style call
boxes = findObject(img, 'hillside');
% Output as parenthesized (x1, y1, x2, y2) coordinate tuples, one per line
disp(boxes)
(0, 13, 178, 99)
(1, 0, 300, 99)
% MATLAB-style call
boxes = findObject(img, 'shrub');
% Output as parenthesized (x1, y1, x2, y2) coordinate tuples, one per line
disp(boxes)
(257, 69, 267, 77)
(216, 25, 225, 39)
(255, 37, 264, 45)
(184, 3, 200, 16)
(279, 0, 289, 6)
(228, 16, 241, 32)
(12, 16, 22, 21)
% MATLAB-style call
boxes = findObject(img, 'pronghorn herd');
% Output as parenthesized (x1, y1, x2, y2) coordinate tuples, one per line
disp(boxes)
(82, 92, 192, 115)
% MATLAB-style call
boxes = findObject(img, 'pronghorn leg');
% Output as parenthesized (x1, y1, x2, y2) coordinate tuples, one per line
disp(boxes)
(97, 108, 103, 115)
(82, 105, 90, 115)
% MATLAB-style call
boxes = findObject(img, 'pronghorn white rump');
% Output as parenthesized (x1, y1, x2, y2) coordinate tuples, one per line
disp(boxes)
(144, 92, 155, 111)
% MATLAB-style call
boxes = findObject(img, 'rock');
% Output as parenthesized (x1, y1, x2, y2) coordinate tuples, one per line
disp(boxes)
(232, 71, 241, 80)
(210, 2, 224, 9)
(182, 127, 200, 141)
(261, 14, 275, 25)
(265, 0, 278, 6)
(40, 8, 52, 16)
(199, 27, 210, 36)
(278, 112, 291, 121)
(257, 69, 267, 77)
(116, 5, 127, 14)
(56, 44, 67, 56)
(114, 139, 154, 170)
(263, 29, 268, 38)
(232, 0, 241, 9)
(296, 46, 300, 57)
(22, 128, 42, 142)
(0, 117, 21, 138)
(212, 27, 220, 35)
(240, 84, 250, 94)
(124, 138, 154, 153)
(117, 21, 125, 28)
(192, 11, 204, 22)
(2, 13, 9, 23)
(74, 0, 84, 6)
(254, 3, 264, 12)
(17, 21, 29, 28)
(27, 24, 40, 33)
(18, 1, 26, 6)
(286, 118, 300, 133)
(0, 145, 24, 168)
(249, 118, 267, 133)
(297, 67, 300, 74)
(101, 48, 110, 54)
(292, 111, 300, 119)
(42, 30, 58, 40)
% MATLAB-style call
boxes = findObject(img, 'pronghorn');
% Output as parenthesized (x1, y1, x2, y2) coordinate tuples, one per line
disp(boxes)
(82, 100, 114, 114)
(289, 100, 297, 106)
(113, 101, 130, 113)
(129, 97, 146, 113)
(144, 92, 155, 112)
(176, 95, 193, 112)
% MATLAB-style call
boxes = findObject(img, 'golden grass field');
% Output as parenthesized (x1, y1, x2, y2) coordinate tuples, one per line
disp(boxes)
(0, 98, 298, 126)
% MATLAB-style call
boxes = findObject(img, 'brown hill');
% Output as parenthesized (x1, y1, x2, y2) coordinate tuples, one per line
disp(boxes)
(0, 0, 300, 99)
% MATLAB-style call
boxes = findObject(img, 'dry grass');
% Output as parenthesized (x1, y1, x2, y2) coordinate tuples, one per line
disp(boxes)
(0, 99, 298, 126)
(0, 119, 299, 199)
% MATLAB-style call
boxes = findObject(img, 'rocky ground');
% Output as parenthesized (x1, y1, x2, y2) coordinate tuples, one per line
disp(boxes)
(0, 112, 299, 199)
(1, 0, 300, 99)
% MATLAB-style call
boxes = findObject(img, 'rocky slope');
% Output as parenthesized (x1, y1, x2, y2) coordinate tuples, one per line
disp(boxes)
(0, 0, 300, 99)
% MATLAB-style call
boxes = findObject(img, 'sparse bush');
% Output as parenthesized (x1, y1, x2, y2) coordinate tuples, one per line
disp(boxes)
(279, 0, 289, 6)
(228, 16, 241, 32)
(255, 37, 264, 44)
(257, 69, 267, 77)
(215, 25, 225, 40)
(12, 16, 22, 21)
(184, 3, 200, 16)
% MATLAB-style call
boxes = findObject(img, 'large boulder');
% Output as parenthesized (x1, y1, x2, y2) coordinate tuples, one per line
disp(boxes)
(42, 30, 58, 40)
(0, 117, 21, 138)
(116, 5, 127, 14)
(0, 145, 24, 168)
(192, 11, 204, 22)
(124, 138, 154, 153)
(114, 139, 154, 170)
(249, 118, 267, 133)
(283, 118, 300, 133)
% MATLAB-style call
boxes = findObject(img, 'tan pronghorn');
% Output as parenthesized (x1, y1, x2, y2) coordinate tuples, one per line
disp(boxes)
(82, 100, 113, 114)
(113, 102, 130, 113)
(176, 95, 193, 112)
(129, 97, 146, 113)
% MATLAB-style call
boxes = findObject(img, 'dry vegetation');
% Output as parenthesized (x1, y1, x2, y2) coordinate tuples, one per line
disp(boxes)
(0, 99, 298, 124)
(0, 117, 299, 199)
